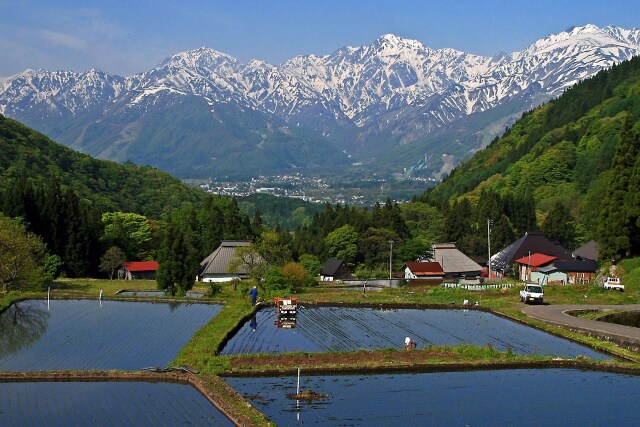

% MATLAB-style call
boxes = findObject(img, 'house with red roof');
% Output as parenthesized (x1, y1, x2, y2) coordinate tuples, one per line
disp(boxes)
(489, 231, 573, 279)
(120, 261, 159, 280)
(403, 261, 445, 280)
(514, 253, 557, 282)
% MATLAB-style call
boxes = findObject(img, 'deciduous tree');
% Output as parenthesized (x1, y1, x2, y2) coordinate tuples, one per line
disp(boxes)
(0, 214, 47, 292)
(99, 246, 126, 280)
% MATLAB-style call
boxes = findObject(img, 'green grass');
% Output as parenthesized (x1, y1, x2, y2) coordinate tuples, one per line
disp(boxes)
(51, 278, 159, 297)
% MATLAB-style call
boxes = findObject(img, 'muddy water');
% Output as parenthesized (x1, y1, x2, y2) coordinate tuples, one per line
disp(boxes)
(226, 368, 640, 426)
(221, 306, 606, 359)
(599, 311, 640, 327)
(0, 300, 222, 371)
(0, 381, 233, 426)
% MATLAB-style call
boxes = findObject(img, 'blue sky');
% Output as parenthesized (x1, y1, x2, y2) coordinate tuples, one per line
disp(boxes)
(1, 0, 639, 76)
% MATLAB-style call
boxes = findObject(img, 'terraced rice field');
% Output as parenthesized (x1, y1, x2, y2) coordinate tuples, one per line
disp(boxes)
(221, 306, 607, 358)
(227, 368, 640, 426)
(0, 381, 233, 426)
(0, 300, 222, 371)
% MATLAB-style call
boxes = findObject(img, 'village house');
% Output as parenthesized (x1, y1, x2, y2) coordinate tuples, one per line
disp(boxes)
(119, 261, 159, 280)
(554, 259, 599, 284)
(489, 231, 572, 279)
(402, 261, 445, 280)
(531, 264, 567, 285)
(199, 240, 252, 282)
(572, 240, 599, 262)
(429, 243, 482, 278)
(514, 253, 557, 282)
(320, 259, 352, 282)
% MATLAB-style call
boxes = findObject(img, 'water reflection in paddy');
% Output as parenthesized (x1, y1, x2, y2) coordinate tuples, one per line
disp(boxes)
(0, 381, 233, 426)
(222, 306, 606, 359)
(226, 369, 640, 426)
(0, 300, 222, 371)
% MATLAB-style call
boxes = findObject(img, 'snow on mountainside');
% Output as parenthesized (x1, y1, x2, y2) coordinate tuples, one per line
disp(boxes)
(1, 24, 639, 177)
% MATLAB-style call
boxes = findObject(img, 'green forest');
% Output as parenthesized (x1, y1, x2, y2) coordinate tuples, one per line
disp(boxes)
(2, 56, 640, 294)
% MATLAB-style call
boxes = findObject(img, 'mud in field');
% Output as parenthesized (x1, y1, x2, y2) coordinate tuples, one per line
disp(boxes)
(220, 306, 607, 359)
(0, 300, 222, 371)
(229, 348, 461, 372)
(226, 368, 640, 426)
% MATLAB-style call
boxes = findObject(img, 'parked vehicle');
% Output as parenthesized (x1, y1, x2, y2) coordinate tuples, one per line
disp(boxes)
(603, 277, 624, 291)
(520, 284, 544, 304)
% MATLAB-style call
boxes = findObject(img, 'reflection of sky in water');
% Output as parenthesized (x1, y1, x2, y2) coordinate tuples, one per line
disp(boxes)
(227, 369, 640, 426)
(222, 306, 607, 359)
(0, 300, 222, 371)
(0, 381, 233, 426)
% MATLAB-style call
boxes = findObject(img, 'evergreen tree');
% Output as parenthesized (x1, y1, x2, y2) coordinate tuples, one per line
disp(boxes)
(224, 198, 250, 239)
(625, 139, 640, 254)
(201, 201, 225, 257)
(156, 215, 199, 295)
(40, 177, 64, 256)
(541, 201, 577, 250)
(251, 208, 264, 238)
(598, 116, 638, 259)
(445, 198, 472, 243)
(504, 191, 537, 235)
(62, 189, 100, 277)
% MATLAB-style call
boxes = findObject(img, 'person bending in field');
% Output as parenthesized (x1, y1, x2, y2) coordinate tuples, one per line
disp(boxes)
(404, 336, 417, 350)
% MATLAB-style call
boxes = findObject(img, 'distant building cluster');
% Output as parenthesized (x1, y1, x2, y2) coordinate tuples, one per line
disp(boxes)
(192, 173, 431, 206)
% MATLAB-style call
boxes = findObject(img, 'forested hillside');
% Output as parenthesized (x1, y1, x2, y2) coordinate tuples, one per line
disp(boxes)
(238, 194, 322, 230)
(0, 115, 254, 280)
(0, 114, 206, 218)
(423, 56, 640, 259)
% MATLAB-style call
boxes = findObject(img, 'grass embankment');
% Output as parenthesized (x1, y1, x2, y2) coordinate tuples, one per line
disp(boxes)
(52, 278, 160, 297)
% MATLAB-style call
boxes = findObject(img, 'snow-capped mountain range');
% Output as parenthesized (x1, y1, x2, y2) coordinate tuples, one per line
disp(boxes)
(1, 24, 639, 178)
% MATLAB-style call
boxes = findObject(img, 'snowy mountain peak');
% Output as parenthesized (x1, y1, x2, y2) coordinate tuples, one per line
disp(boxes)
(373, 33, 429, 52)
(1, 24, 640, 176)
(157, 47, 238, 71)
(526, 24, 640, 55)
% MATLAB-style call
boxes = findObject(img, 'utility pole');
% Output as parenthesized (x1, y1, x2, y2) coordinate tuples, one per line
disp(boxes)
(487, 219, 493, 279)
(389, 240, 394, 279)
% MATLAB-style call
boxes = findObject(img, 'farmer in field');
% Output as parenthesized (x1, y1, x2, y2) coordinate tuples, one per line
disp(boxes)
(250, 286, 258, 305)
(404, 336, 417, 350)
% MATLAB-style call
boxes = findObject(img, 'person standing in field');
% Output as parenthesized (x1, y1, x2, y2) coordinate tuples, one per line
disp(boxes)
(250, 286, 258, 305)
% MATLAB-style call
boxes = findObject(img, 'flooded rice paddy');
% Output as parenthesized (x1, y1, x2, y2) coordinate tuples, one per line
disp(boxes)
(226, 368, 640, 426)
(0, 299, 222, 371)
(221, 306, 606, 358)
(0, 381, 233, 426)
(599, 310, 640, 328)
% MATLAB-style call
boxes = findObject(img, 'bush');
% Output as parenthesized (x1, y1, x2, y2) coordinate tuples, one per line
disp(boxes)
(207, 281, 223, 296)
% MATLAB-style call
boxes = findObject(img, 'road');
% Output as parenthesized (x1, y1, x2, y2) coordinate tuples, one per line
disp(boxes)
(521, 304, 640, 346)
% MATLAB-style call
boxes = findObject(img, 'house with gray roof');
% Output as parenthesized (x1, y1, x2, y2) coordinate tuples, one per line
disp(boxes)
(429, 243, 482, 278)
(320, 259, 352, 282)
(554, 259, 599, 284)
(489, 231, 572, 279)
(199, 240, 251, 282)
(572, 240, 599, 262)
